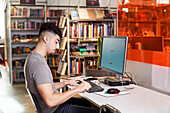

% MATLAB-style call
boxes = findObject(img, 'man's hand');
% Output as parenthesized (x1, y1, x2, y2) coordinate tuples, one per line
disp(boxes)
(64, 77, 91, 93)
(75, 81, 91, 93)
(65, 78, 83, 86)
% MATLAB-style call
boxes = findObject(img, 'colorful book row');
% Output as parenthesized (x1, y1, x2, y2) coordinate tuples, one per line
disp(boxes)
(11, 20, 42, 30)
(13, 71, 24, 80)
(12, 60, 25, 67)
(46, 9, 63, 17)
(11, 7, 44, 17)
(71, 22, 112, 39)
(12, 47, 34, 54)
(70, 59, 85, 75)
(47, 58, 59, 66)
(12, 34, 39, 42)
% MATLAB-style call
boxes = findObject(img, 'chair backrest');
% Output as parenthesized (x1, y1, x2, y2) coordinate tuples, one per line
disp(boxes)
(26, 88, 42, 113)
(99, 104, 121, 113)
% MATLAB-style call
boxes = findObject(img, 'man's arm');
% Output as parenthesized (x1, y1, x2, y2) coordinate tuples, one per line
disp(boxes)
(54, 78, 84, 89)
(54, 81, 67, 89)
(37, 80, 91, 108)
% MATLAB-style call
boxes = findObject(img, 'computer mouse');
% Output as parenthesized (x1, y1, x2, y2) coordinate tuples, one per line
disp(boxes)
(106, 88, 120, 94)
(76, 80, 82, 84)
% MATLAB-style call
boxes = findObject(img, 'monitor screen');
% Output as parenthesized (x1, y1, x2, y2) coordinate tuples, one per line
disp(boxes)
(99, 36, 128, 76)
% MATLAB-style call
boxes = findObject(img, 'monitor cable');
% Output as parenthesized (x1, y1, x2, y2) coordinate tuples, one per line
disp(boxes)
(125, 72, 137, 85)
(126, 62, 138, 85)
(120, 76, 135, 90)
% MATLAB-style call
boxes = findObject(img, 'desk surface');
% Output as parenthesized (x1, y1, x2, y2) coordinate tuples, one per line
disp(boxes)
(79, 83, 170, 113)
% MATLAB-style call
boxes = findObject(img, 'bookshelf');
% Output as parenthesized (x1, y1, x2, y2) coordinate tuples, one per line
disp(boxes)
(9, 4, 45, 84)
(61, 9, 117, 78)
(8, 3, 117, 83)
(45, 6, 67, 81)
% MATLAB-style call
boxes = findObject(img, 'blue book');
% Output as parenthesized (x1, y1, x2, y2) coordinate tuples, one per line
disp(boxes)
(70, 9, 79, 20)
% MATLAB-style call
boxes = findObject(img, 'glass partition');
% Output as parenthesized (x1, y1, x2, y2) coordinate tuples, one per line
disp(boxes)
(118, 0, 170, 67)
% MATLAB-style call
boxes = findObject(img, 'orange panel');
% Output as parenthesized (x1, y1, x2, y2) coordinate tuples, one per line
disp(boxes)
(127, 49, 170, 67)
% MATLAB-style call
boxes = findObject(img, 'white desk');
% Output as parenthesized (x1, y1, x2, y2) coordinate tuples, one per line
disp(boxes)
(78, 83, 170, 113)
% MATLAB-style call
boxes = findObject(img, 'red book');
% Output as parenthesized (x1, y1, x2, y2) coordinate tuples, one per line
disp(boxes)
(78, 61, 81, 74)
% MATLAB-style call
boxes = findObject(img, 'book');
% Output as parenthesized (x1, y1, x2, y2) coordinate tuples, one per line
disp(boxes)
(70, 9, 79, 20)
(59, 16, 64, 28)
(95, 9, 104, 19)
(61, 17, 67, 28)
(62, 26, 67, 37)
(60, 62, 67, 75)
(78, 46, 87, 55)
(78, 8, 89, 19)
(60, 37, 67, 50)
(57, 61, 64, 73)
(57, 49, 67, 61)
(87, 9, 96, 19)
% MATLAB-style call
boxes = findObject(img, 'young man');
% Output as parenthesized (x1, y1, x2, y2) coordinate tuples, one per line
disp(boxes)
(24, 23, 99, 113)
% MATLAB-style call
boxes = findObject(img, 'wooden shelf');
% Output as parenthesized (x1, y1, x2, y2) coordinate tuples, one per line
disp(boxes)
(70, 54, 99, 58)
(70, 19, 115, 22)
(69, 38, 98, 43)
(11, 29, 39, 31)
(11, 16, 44, 19)
(59, 74, 85, 79)
(164, 38, 170, 41)
(128, 36, 162, 38)
(49, 65, 58, 68)
(47, 17, 59, 19)
(12, 41, 37, 44)
(46, 5, 116, 9)
(12, 54, 29, 60)
(11, 4, 45, 7)
(16, 67, 24, 69)
(13, 79, 25, 84)
(119, 20, 157, 23)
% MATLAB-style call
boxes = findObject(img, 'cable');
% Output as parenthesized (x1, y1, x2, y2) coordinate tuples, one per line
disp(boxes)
(120, 76, 135, 90)
(125, 72, 134, 84)
(126, 62, 138, 85)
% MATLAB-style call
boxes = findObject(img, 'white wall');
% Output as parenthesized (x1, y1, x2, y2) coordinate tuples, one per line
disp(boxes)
(126, 60, 170, 95)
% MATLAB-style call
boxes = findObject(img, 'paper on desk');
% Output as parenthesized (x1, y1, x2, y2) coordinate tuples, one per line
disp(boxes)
(94, 91, 130, 97)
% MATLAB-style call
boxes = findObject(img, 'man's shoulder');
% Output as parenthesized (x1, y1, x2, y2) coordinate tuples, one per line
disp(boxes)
(26, 53, 47, 69)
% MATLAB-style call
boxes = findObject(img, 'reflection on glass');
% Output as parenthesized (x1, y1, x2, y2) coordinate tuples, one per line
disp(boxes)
(118, 0, 170, 67)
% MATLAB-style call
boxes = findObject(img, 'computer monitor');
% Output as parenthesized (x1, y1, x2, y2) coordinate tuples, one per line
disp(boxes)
(99, 36, 128, 76)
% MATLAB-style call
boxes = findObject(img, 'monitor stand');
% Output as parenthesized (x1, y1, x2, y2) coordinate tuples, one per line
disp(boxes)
(104, 77, 130, 86)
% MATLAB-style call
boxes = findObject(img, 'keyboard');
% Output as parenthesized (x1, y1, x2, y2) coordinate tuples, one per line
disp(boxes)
(86, 81, 104, 93)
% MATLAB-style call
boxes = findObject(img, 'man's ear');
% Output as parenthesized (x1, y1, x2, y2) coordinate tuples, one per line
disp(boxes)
(43, 35, 49, 44)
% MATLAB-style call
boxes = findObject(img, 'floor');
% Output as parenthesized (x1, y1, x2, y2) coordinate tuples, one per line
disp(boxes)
(0, 65, 36, 113)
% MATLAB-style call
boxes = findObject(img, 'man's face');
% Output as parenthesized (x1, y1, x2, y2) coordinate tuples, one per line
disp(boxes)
(47, 34, 60, 54)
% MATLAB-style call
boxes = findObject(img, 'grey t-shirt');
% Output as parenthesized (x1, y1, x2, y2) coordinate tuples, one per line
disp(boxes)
(24, 52, 59, 113)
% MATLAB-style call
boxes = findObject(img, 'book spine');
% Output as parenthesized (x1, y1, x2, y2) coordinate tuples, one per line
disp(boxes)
(84, 24, 87, 39)
(78, 60, 81, 75)
(70, 61, 72, 74)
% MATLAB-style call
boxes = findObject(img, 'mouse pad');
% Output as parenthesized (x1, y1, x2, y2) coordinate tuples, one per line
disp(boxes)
(94, 90, 130, 97)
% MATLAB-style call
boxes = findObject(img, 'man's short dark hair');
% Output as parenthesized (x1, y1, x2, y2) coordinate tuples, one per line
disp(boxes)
(39, 22, 62, 39)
